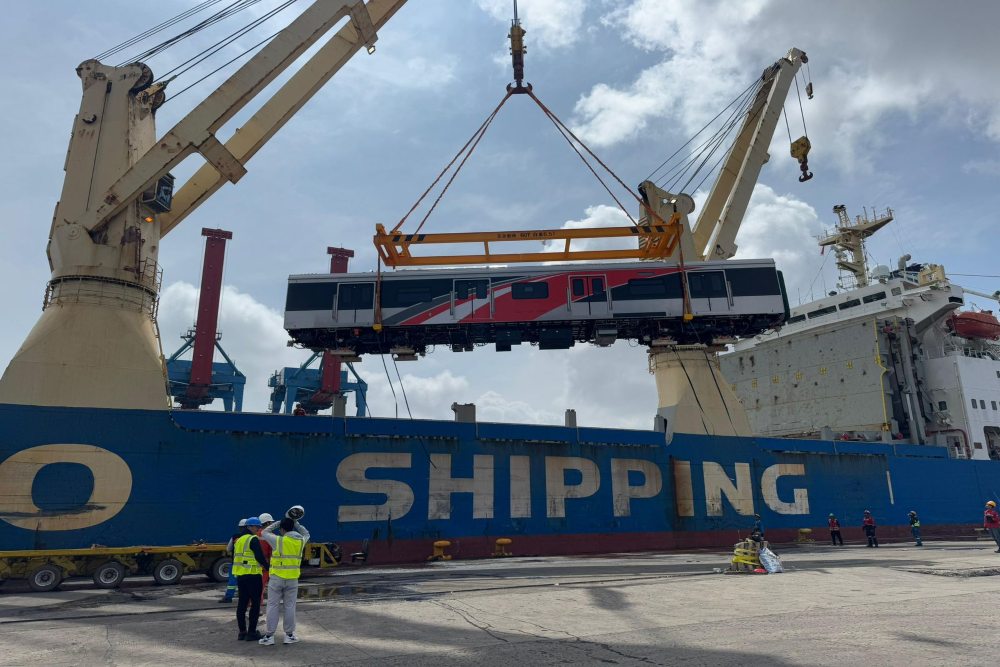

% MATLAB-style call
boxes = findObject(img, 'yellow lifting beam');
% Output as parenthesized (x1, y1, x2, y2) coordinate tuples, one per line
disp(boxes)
(374, 215, 682, 267)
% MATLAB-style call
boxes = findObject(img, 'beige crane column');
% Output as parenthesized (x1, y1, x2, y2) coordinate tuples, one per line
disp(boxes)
(0, 61, 168, 410)
(650, 344, 752, 438)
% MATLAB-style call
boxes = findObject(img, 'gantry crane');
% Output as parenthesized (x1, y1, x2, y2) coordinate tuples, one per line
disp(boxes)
(0, 0, 410, 410)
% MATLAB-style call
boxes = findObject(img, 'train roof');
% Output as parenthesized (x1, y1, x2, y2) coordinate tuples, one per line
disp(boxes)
(288, 258, 777, 282)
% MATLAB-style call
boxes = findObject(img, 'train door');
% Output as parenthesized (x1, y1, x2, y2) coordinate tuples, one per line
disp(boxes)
(686, 271, 729, 313)
(569, 274, 610, 317)
(453, 278, 492, 321)
(336, 282, 375, 324)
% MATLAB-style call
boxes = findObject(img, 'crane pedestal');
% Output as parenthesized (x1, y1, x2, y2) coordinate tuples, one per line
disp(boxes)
(649, 345, 751, 439)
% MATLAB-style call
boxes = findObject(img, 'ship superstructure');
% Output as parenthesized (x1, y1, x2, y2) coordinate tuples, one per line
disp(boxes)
(721, 206, 1000, 460)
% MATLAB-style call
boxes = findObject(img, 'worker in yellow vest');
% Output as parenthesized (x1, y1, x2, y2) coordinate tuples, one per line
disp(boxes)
(232, 517, 269, 641)
(258, 514, 310, 645)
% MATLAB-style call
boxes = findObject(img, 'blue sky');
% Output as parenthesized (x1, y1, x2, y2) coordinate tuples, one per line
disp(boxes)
(1, 0, 998, 426)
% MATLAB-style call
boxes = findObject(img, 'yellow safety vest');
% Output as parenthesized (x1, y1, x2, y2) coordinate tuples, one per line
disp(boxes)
(270, 534, 304, 580)
(232, 534, 262, 576)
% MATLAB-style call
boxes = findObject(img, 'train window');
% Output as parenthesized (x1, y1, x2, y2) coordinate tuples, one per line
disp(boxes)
(688, 271, 727, 298)
(286, 282, 337, 311)
(337, 283, 374, 310)
(838, 298, 861, 310)
(626, 277, 667, 298)
(807, 305, 837, 319)
(455, 279, 489, 300)
(512, 282, 549, 299)
(786, 314, 806, 324)
(572, 278, 585, 297)
(727, 268, 779, 296)
(862, 291, 887, 304)
(592, 277, 605, 294)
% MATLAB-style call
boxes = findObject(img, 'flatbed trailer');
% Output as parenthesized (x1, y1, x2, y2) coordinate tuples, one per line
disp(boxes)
(0, 542, 341, 592)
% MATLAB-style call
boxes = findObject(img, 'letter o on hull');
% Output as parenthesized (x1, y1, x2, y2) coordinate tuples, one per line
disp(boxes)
(0, 444, 133, 531)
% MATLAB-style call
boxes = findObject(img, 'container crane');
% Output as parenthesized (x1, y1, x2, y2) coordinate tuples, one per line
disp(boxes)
(0, 0, 410, 410)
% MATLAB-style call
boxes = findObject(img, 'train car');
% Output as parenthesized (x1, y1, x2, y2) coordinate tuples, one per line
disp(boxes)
(284, 259, 789, 354)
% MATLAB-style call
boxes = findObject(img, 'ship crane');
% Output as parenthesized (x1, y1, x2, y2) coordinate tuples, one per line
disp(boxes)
(0, 0, 411, 411)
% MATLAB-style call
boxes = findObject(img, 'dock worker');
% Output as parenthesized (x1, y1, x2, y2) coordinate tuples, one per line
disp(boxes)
(908, 510, 923, 546)
(233, 517, 269, 641)
(985, 501, 1000, 552)
(258, 515, 311, 646)
(220, 518, 248, 603)
(258, 513, 275, 601)
(828, 513, 843, 546)
(863, 510, 879, 548)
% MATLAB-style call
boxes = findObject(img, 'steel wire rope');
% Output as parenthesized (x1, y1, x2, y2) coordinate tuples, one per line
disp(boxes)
(391, 356, 413, 419)
(668, 87, 760, 194)
(153, 0, 296, 85)
(116, 0, 267, 66)
(653, 82, 760, 189)
(95, 0, 227, 61)
(687, 98, 768, 196)
(645, 78, 760, 184)
(165, 27, 283, 102)
(410, 93, 513, 235)
(794, 73, 808, 137)
(379, 351, 399, 419)
(660, 86, 759, 193)
(391, 91, 513, 234)
(525, 90, 640, 225)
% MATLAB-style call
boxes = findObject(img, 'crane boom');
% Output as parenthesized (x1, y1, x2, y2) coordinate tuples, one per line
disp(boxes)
(691, 47, 808, 261)
(161, 0, 408, 236)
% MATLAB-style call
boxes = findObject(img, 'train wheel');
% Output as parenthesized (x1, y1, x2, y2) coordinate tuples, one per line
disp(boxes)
(152, 559, 183, 586)
(208, 557, 231, 583)
(93, 561, 126, 589)
(28, 564, 62, 592)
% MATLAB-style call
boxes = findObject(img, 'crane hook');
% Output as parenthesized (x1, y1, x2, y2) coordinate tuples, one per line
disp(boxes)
(790, 136, 813, 182)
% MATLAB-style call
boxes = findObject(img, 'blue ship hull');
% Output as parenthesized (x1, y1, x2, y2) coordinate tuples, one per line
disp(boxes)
(1, 404, 997, 560)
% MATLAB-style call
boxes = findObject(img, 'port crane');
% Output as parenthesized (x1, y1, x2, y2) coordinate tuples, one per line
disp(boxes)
(0, 0, 812, 439)
(0, 0, 410, 410)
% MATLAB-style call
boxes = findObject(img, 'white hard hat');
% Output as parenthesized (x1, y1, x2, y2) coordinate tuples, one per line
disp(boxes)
(258, 513, 274, 523)
(238, 518, 248, 527)
(286, 505, 305, 520)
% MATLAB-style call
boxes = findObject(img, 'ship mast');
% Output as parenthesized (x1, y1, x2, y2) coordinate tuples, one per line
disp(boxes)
(818, 204, 894, 290)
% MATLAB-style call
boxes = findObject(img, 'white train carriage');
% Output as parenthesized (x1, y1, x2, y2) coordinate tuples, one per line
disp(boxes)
(285, 259, 789, 354)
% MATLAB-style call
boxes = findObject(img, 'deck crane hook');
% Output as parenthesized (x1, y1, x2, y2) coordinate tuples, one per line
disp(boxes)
(791, 136, 813, 182)
(507, 0, 531, 94)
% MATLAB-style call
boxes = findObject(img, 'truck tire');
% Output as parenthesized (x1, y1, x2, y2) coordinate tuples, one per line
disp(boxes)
(153, 559, 184, 586)
(28, 565, 62, 592)
(208, 557, 232, 583)
(93, 561, 127, 589)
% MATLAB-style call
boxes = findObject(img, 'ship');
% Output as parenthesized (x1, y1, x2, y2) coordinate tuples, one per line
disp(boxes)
(1, 1, 999, 566)
(720, 205, 1000, 461)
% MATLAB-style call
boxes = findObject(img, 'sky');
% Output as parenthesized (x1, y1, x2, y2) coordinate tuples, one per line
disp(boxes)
(1, 0, 999, 428)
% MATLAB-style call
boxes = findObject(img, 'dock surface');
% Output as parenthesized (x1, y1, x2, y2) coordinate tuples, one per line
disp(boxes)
(3, 540, 1000, 665)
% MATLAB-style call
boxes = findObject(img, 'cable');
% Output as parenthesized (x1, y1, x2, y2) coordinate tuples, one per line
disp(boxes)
(95, 0, 226, 61)
(391, 356, 414, 419)
(165, 27, 281, 102)
(154, 0, 295, 83)
(949, 273, 1000, 279)
(116, 0, 266, 66)
(379, 353, 399, 419)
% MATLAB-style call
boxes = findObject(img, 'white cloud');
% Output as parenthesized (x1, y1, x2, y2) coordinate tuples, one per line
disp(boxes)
(571, 0, 1000, 172)
(730, 184, 823, 302)
(962, 159, 1000, 177)
(476, 0, 586, 50)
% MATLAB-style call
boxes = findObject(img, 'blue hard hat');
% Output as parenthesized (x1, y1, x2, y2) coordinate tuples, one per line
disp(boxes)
(245, 517, 262, 527)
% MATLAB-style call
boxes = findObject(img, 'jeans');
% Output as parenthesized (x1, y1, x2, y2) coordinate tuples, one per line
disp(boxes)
(989, 527, 1000, 549)
(830, 530, 843, 546)
(224, 571, 237, 600)
(864, 525, 879, 547)
(265, 576, 300, 636)
(236, 574, 263, 634)
(911, 526, 922, 545)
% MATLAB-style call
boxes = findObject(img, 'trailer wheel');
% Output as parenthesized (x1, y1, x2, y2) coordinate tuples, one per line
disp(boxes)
(208, 557, 231, 583)
(93, 561, 127, 589)
(28, 565, 62, 592)
(153, 559, 184, 585)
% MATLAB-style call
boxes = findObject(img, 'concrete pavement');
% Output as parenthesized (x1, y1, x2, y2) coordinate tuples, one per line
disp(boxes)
(3, 540, 1000, 665)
